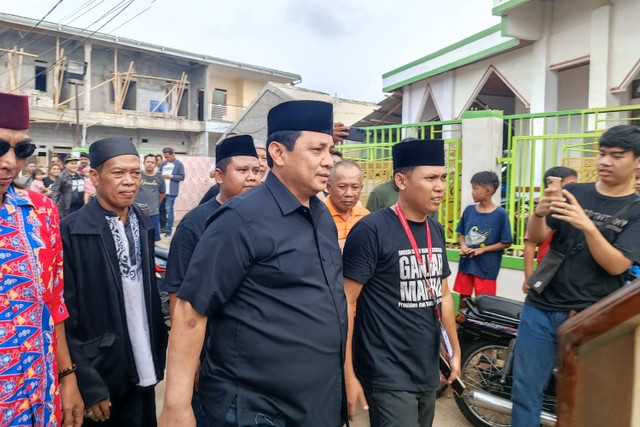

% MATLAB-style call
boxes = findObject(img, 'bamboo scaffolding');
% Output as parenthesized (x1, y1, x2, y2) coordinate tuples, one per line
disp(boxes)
(58, 78, 115, 107)
(171, 72, 188, 117)
(6, 47, 35, 92)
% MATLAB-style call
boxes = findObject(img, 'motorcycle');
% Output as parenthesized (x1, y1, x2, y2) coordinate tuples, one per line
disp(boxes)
(454, 294, 557, 427)
(154, 245, 171, 324)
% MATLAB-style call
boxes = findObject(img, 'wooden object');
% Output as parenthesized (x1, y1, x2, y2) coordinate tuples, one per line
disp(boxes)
(556, 279, 640, 426)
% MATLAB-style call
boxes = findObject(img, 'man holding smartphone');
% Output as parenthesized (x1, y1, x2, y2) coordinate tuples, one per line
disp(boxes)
(512, 125, 640, 426)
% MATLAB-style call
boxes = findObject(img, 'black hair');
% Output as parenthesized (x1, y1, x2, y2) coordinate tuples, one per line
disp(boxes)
(265, 130, 302, 168)
(471, 171, 500, 193)
(31, 168, 45, 179)
(332, 150, 343, 159)
(599, 125, 640, 156)
(543, 166, 578, 183)
(162, 147, 174, 154)
(144, 154, 156, 161)
(215, 157, 232, 174)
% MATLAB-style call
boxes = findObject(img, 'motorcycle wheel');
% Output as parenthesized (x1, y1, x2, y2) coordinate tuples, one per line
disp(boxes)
(454, 341, 512, 427)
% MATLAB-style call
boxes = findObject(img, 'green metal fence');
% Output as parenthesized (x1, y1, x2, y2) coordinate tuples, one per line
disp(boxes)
(337, 121, 463, 244)
(503, 105, 640, 250)
(339, 105, 640, 252)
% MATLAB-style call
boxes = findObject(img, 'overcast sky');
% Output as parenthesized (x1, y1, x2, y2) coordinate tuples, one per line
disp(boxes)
(4, 0, 499, 103)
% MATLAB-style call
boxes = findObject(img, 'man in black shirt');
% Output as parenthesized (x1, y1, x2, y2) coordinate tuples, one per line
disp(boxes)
(163, 134, 259, 426)
(512, 125, 640, 426)
(342, 139, 461, 427)
(198, 137, 263, 206)
(159, 101, 347, 427)
(164, 134, 259, 315)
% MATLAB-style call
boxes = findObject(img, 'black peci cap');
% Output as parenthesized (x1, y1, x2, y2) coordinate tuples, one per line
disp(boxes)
(89, 137, 139, 168)
(392, 139, 445, 170)
(267, 100, 333, 137)
(216, 135, 258, 162)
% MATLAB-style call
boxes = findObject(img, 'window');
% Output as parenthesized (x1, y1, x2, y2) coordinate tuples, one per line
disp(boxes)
(213, 88, 227, 105)
(35, 63, 47, 92)
(632, 79, 640, 99)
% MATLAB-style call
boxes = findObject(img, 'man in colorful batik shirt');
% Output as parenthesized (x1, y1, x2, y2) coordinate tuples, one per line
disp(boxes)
(0, 92, 83, 426)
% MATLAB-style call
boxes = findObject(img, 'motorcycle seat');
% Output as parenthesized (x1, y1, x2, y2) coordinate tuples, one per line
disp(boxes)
(474, 294, 523, 322)
(155, 245, 170, 260)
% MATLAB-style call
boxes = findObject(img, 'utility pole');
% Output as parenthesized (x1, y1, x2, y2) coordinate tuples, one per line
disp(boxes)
(68, 78, 83, 147)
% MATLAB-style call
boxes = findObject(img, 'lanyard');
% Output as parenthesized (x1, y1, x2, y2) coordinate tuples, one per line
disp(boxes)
(394, 203, 453, 358)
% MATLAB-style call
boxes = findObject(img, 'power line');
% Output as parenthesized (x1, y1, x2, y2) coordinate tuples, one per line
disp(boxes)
(8, 0, 138, 91)
(0, 0, 65, 61)
(58, 0, 103, 23)
(0, 1, 104, 57)
(0, 0, 107, 76)
(108, 0, 156, 33)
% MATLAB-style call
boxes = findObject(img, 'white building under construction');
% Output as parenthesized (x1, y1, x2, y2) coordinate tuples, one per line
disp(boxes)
(0, 12, 300, 163)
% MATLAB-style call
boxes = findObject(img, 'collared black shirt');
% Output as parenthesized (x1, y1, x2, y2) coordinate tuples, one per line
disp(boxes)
(178, 173, 347, 427)
(163, 197, 222, 293)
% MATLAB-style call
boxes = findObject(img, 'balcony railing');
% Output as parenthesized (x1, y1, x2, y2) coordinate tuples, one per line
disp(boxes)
(208, 103, 245, 122)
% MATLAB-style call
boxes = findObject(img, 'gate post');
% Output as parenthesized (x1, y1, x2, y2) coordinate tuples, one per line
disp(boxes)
(460, 110, 504, 209)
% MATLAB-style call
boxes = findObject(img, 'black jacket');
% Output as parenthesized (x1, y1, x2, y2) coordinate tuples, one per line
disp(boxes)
(51, 170, 83, 217)
(61, 198, 168, 407)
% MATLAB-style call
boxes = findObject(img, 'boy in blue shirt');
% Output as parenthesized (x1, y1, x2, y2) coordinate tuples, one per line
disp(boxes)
(454, 171, 512, 297)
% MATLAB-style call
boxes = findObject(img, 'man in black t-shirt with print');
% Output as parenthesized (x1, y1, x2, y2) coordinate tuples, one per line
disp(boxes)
(51, 153, 85, 217)
(342, 139, 461, 427)
(512, 125, 640, 426)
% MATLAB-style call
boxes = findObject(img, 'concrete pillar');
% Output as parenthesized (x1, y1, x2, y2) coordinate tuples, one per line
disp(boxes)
(529, 2, 555, 183)
(188, 131, 209, 156)
(530, 1, 557, 115)
(588, 4, 611, 111)
(460, 110, 504, 208)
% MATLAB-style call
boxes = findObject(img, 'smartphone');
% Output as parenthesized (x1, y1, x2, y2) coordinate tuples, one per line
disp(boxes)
(439, 354, 466, 397)
(546, 176, 562, 193)
(346, 127, 367, 142)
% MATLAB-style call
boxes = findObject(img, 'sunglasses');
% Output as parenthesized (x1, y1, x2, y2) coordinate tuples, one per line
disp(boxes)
(0, 139, 37, 159)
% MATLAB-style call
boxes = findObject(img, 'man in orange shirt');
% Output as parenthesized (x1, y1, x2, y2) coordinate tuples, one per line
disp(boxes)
(325, 161, 370, 249)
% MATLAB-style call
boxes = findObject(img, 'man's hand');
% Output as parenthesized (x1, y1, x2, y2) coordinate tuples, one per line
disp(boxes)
(533, 186, 566, 217)
(345, 374, 368, 422)
(333, 122, 349, 143)
(522, 281, 530, 294)
(162, 174, 172, 179)
(466, 247, 485, 257)
(158, 405, 196, 427)
(549, 190, 596, 232)
(60, 375, 84, 427)
(445, 354, 461, 385)
(459, 245, 471, 256)
(85, 398, 111, 423)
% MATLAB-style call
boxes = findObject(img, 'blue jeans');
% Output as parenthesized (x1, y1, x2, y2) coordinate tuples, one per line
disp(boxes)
(164, 195, 177, 234)
(150, 214, 160, 241)
(511, 304, 568, 427)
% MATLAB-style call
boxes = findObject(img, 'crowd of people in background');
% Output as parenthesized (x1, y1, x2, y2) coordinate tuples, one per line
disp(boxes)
(2, 88, 640, 427)
(13, 147, 182, 242)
